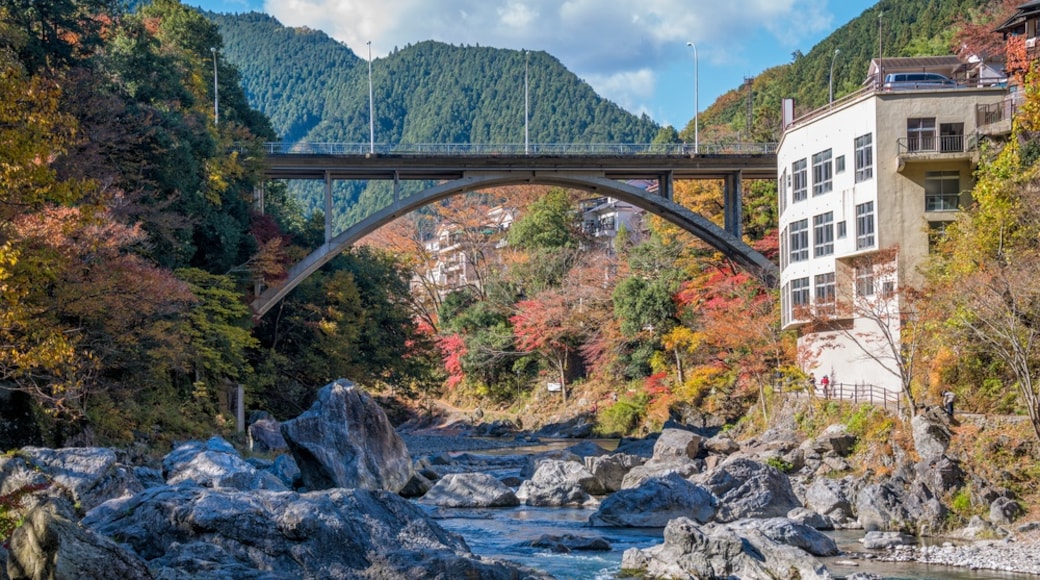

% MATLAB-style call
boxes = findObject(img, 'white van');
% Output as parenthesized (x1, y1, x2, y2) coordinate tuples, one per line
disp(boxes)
(883, 72, 959, 91)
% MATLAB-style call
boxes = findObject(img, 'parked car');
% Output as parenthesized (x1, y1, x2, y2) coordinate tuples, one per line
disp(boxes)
(883, 72, 959, 91)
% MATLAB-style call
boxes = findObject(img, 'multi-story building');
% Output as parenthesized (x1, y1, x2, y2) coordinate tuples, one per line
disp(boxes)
(580, 196, 645, 252)
(777, 73, 1006, 393)
(415, 205, 516, 298)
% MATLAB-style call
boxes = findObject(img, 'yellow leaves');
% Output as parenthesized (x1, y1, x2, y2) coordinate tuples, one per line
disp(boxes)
(662, 325, 706, 354)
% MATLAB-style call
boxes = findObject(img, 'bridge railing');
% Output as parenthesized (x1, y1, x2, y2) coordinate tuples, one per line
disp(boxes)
(260, 142, 777, 156)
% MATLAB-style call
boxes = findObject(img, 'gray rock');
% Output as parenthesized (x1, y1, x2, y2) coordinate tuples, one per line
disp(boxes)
(584, 453, 645, 493)
(267, 454, 301, 489)
(729, 517, 840, 556)
(788, 507, 834, 530)
(847, 573, 885, 580)
(621, 517, 833, 580)
(399, 471, 435, 498)
(163, 437, 288, 491)
(280, 379, 412, 492)
(991, 497, 1023, 525)
(808, 424, 857, 457)
(83, 485, 544, 579)
(805, 477, 854, 522)
(0, 542, 8, 580)
(698, 457, 801, 522)
(419, 473, 519, 507)
(911, 409, 952, 463)
(620, 458, 700, 489)
(4, 447, 142, 512)
(520, 450, 582, 478)
(703, 435, 740, 455)
(7, 500, 152, 580)
(133, 467, 164, 489)
(589, 472, 717, 527)
(915, 456, 964, 495)
(516, 459, 601, 507)
(856, 482, 914, 533)
(652, 428, 702, 461)
(528, 534, 611, 552)
(860, 530, 914, 549)
(613, 437, 657, 458)
(247, 418, 288, 453)
(564, 440, 610, 458)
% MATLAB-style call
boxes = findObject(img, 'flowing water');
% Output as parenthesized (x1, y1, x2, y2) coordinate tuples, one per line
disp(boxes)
(418, 439, 1039, 579)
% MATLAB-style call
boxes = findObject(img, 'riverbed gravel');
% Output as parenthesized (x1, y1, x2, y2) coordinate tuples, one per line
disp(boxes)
(851, 528, 1040, 575)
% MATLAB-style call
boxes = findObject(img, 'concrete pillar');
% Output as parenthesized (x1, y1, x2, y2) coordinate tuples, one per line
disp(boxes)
(324, 171, 332, 243)
(724, 171, 743, 238)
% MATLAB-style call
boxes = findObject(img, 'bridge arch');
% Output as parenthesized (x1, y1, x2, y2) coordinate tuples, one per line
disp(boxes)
(252, 173, 778, 317)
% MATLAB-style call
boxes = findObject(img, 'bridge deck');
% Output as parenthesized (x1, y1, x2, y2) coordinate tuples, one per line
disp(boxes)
(263, 153, 778, 181)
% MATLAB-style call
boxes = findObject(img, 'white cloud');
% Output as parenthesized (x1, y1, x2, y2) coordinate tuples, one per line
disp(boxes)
(262, 0, 843, 121)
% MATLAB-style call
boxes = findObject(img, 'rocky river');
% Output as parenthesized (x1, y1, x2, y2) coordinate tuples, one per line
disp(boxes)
(3, 378, 1040, 579)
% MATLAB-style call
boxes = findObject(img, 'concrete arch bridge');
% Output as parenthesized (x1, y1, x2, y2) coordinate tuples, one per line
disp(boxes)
(251, 143, 779, 318)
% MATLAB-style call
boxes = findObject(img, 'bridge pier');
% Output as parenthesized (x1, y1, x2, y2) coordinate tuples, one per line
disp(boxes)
(724, 171, 743, 238)
(324, 170, 332, 243)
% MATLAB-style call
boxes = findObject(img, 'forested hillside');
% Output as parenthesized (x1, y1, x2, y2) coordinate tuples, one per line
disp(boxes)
(690, 0, 998, 143)
(210, 13, 660, 145)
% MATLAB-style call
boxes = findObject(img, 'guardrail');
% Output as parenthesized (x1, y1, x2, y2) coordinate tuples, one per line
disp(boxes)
(816, 381, 903, 414)
(260, 142, 778, 156)
(896, 134, 966, 154)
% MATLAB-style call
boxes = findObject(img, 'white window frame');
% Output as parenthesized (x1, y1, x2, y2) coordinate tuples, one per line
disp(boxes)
(812, 149, 833, 196)
(855, 133, 873, 183)
(856, 201, 875, 250)
(792, 159, 808, 202)
(790, 219, 809, 263)
(925, 170, 961, 212)
(813, 211, 834, 257)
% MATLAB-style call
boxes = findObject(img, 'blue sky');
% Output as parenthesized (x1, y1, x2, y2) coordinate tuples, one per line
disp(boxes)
(188, 0, 879, 129)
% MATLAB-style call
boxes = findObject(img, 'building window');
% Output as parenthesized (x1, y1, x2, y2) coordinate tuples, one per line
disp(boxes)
(779, 168, 788, 215)
(855, 267, 874, 297)
(815, 272, 836, 315)
(854, 133, 873, 182)
(907, 117, 936, 152)
(856, 201, 875, 250)
(812, 149, 833, 196)
(837, 220, 847, 239)
(792, 159, 807, 202)
(835, 155, 846, 173)
(925, 170, 961, 212)
(780, 225, 788, 269)
(792, 277, 810, 309)
(813, 211, 834, 257)
(790, 219, 809, 263)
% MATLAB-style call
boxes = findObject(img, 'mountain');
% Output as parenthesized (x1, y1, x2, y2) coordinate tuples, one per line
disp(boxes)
(209, 12, 660, 145)
(691, 0, 996, 143)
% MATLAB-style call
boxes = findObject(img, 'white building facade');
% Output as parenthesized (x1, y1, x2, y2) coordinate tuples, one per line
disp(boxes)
(777, 85, 1005, 393)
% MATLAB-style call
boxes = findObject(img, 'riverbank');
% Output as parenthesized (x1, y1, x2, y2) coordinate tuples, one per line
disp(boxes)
(850, 527, 1040, 576)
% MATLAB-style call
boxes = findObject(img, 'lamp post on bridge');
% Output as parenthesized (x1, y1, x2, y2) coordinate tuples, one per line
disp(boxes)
(829, 48, 841, 106)
(524, 49, 529, 155)
(367, 41, 374, 154)
(210, 47, 219, 127)
(686, 41, 698, 155)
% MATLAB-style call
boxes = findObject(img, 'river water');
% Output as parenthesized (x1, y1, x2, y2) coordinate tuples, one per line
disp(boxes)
(414, 438, 1038, 579)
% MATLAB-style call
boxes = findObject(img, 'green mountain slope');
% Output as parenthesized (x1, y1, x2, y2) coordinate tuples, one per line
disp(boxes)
(692, 0, 996, 143)
(210, 13, 659, 144)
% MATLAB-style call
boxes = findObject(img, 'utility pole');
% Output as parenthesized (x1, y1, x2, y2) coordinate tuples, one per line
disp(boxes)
(367, 41, 374, 154)
(744, 75, 753, 138)
(524, 49, 529, 155)
(210, 47, 219, 126)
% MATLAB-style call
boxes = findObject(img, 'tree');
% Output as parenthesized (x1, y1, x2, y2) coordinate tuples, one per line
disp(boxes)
(511, 290, 583, 404)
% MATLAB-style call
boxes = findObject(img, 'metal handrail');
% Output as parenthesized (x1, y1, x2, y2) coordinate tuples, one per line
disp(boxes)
(896, 134, 965, 154)
(259, 142, 778, 156)
(816, 381, 902, 414)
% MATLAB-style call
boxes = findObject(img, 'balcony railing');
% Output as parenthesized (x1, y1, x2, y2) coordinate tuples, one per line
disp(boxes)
(897, 134, 965, 154)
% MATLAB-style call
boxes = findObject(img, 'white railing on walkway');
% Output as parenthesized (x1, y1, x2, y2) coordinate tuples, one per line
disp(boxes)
(259, 142, 778, 156)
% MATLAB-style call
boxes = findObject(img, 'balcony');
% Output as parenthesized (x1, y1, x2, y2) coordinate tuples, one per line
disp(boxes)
(896, 134, 974, 170)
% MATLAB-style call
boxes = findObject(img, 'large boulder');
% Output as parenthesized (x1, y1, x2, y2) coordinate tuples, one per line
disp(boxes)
(805, 477, 855, 523)
(621, 517, 832, 580)
(589, 473, 717, 528)
(584, 453, 645, 493)
(280, 379, 412, 492)
(7, 500, 152, 580)
(652, 428, 702, 461)
(729, 517, 840, 557)
(805, 424, 857, 457)
(419, 473, 519, 508)
(619, 459, 700, 489)
(856, 482, 915, 533)
(698, 457, 801, 522)
(911, 409, 952, 463)
(516, 459, 602, 507)
(2, 447, 142, 513)
(163, 437, 288, 491)
(83, 485, 544, 579)
(247, 418, 288, 453)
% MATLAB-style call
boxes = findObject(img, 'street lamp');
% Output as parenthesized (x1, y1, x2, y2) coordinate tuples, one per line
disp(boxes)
(829, 48, 841, 106)
(210, 47, 219, 126)
(686, 42, 698, 155)
(524, 49, 530, 155)
(367, 41, 374, 154)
